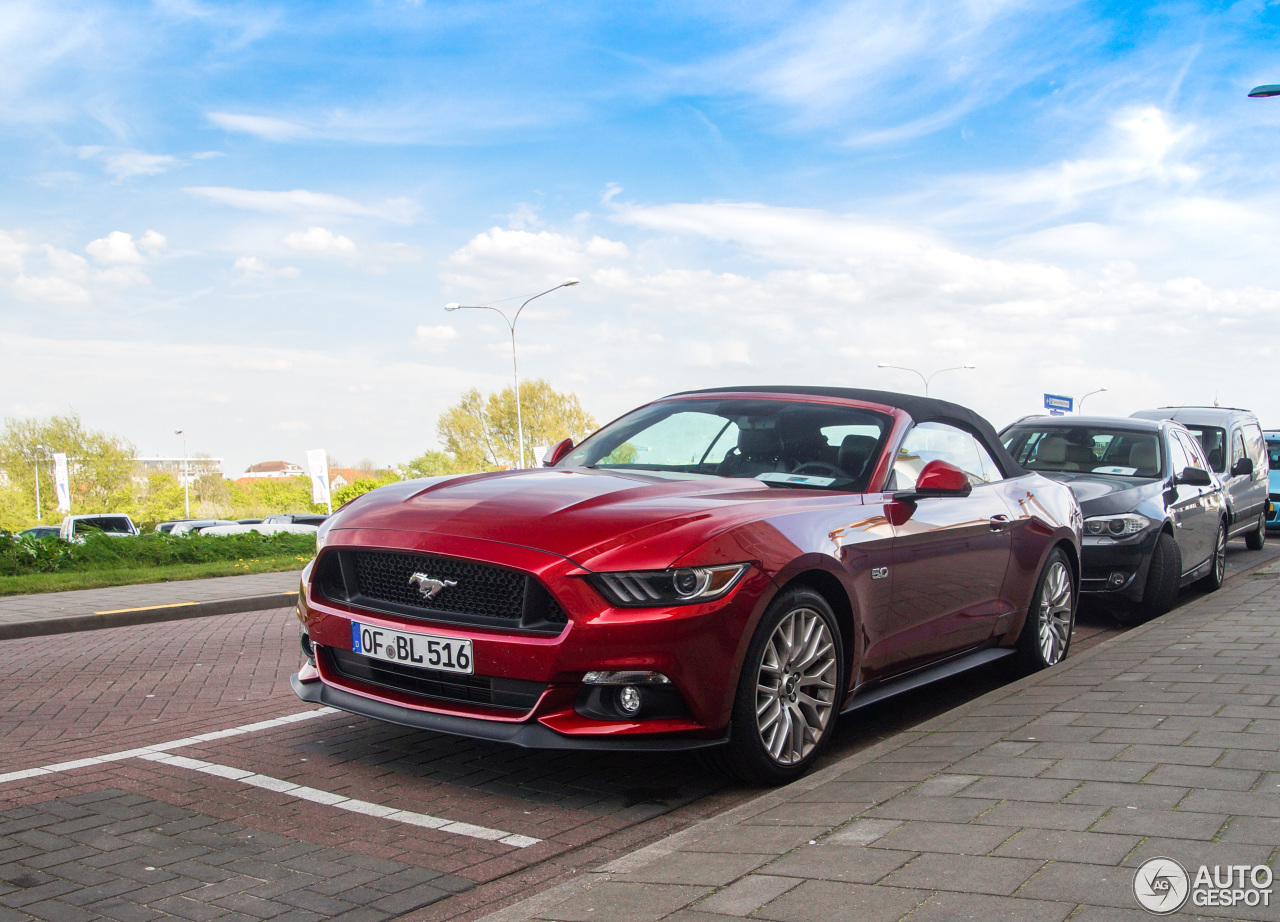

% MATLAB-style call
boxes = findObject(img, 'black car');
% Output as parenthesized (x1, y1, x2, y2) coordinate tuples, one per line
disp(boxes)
(1002, 416, 1226, 621)
(263, 513, 328, 526)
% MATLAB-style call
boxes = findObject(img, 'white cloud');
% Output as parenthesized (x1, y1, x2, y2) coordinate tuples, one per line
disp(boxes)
(0, 231, 29, 273)
(86, 231, 144, 264)
(43, 245, 89, 279)
(78, 146, 181, 180)
(184, 186, 416, 222)
(282, 226, 357, 257)
(207, 112, 311, 140)
(234, 255, 301, 279)
(443, 227, 628, 291)
(139, 230, 167, 254)
(12, 274, 90, 304)
(414, 324, 459, 351)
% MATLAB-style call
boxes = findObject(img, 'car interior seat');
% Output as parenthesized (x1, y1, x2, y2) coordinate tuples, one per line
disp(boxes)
(1065, 442, 1098, 470)
(1032, 436, 1070, 469)
(1128, 441, 1160, 477)
(717, 428, 795, 477)
(838, 435, 879, 484)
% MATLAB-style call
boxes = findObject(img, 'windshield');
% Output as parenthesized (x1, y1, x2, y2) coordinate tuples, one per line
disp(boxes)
(1003, 426, 1163, 478)
(560, 398, 892, 491)
(1181, 425, 1227, 474)
(73, 516, 133, 535)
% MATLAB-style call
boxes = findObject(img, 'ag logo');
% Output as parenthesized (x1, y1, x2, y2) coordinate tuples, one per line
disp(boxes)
(1134, 857, 1189, 914)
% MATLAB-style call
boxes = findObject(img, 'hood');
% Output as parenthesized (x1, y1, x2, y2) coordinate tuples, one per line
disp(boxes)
(1036, 471, 1164, 515)
(326, 467, 835, 569)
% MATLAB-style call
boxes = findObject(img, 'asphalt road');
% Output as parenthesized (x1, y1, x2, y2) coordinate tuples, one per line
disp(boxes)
(1, 536, 1276, 922)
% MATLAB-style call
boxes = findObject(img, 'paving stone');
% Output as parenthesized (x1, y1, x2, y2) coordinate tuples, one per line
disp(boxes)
(1064, 781, 1190, 809)
(1016, 860, 1149, 908)
(694, 874, 799, 916)
(901, 890, 1074, 922)
(992, 828, 1140, 864)
(612, 852, 772, 886)
(684, 827, 827, 855)
(973, 800, 1108, 832)
(881, 853, 1043, 896)
(872, 820, 1017, 856)
(765, 845, 915, 883)
(1090, 807, 1229, 840)
(752, 879, 924, 922)
(824, 820, 901, 847)
(865, 795, 998, 824)
(533, 882, 710, 921)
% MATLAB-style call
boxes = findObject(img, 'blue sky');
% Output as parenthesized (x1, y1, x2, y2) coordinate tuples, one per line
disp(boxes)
(3, 0, 1280, 474)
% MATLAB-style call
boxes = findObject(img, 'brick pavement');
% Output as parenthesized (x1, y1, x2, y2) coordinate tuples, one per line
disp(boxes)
(484, 565, 1280, 922)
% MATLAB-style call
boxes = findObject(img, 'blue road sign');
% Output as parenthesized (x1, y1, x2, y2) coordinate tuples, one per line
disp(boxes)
(1044, 393, 1073, 412)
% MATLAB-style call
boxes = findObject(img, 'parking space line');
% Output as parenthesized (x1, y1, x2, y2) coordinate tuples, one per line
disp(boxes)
(0, 707, 339, 785)
(140, 752, 541, 848)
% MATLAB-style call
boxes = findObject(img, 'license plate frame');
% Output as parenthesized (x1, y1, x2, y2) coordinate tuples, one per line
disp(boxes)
(350, 621, 474, 675)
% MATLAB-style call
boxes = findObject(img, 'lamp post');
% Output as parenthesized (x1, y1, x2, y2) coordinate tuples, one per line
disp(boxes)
(1077, 387, 1107, 414)
(445, 278, 580, 468)
(876, 363, 976, 396)
(174, 429, 189, 518)
(1248, 85, 1280, 97)
(32, 443, 45, 522)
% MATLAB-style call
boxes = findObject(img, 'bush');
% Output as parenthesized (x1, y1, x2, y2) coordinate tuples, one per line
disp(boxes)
(0, 532, 316, 577)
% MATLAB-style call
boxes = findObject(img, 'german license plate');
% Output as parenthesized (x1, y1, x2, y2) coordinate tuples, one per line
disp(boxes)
(350, 621, 473, 674)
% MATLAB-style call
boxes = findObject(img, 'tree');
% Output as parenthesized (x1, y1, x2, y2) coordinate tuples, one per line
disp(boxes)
(0, 414, 137, 528)
(402, 450, 466, 479)
(438, 379, 597, 469)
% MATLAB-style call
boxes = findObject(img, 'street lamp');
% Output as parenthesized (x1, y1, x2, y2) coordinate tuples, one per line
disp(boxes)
(32, 444, 45, 523)
(1248, 85, 1280, 97)
(1077, 387, 1107, 414)
(445, 278, 580, 468)
(876, 363, 976, 396)
(174, 429, 189, 518)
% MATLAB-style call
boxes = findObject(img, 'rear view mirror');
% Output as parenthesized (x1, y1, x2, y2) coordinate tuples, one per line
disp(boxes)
(1232, 457, 1254, 477)
(894, 459, 973, 501)
(1177, 467, 1213, 487)
(544, 438, 575, 466)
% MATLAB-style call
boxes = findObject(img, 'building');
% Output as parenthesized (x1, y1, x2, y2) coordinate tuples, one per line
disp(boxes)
(134, 456, 224, 486)
(328, 468, 372, 491)
(240, 460, 305, 480)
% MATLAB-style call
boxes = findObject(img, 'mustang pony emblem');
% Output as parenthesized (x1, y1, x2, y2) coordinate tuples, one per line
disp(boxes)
(409, 573, 457, 600)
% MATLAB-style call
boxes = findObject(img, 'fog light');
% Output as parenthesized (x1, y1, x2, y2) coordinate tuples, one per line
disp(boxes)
(1108, 572, 1127, 588)
(300, 631, 316, 665)
(617, 686, 642, 716)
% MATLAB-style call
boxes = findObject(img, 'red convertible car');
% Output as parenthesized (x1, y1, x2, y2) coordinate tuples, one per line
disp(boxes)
(292, 387, 1081, 783)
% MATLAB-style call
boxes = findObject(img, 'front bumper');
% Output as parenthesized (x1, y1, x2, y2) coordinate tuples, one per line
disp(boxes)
(1078, 530, 1159, 603)
(295, 530, 769, 748)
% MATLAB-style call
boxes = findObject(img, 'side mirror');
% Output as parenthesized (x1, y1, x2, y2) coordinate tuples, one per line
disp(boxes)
(1232, 457, 1254, 477)
(544, 438, 575, 467)
(893, 459, 973, 501)
(1177, 466, 1213, 487)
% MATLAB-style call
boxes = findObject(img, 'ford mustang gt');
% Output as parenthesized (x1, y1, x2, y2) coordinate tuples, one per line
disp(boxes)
(292, 387, 1081, 784)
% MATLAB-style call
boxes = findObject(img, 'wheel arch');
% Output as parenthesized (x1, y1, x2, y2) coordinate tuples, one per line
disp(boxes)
(775, 568, 856, 690)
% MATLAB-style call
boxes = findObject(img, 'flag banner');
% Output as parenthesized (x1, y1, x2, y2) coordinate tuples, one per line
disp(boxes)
(306, 448, 330, 507)
(53, 453, 71, 513)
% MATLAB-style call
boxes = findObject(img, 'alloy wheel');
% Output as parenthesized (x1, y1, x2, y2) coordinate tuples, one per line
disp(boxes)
(754, 607, 838, 765)
(1214, 524, 1226, 581)
(1037, 559, 1074, 666)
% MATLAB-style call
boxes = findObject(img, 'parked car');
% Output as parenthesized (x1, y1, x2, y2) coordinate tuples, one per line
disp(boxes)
(1001, 416, 1226, 622)
(237, 518, 264, 525)
(169, 519, 238, 536)
(1264, 431, 1280, 531)
(17, 525, 61, 540)
(59, 514, 140, 541)
(292, 386, 1081, 784)
(263, 513, 328, 526)
(200, 522, 319, 537)
(155, 519, 195, 535)
(1130, 407, 1268, 549)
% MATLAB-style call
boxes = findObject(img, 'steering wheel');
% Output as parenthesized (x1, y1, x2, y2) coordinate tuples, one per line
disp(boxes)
(790, 462, 849, 478)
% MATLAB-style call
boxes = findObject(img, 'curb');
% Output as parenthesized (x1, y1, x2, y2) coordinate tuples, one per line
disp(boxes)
(0, 591, 299, 641)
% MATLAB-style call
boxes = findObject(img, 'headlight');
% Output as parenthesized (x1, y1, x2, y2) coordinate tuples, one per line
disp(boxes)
(587, 563, 749, 607)
(1083, 513, 1152, 538)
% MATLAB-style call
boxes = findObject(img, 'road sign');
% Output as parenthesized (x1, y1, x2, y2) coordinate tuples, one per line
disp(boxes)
(1044, 393, 1073, 412)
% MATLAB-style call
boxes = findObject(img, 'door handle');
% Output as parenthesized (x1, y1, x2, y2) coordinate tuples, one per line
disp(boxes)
(989, 515, 1011, 532)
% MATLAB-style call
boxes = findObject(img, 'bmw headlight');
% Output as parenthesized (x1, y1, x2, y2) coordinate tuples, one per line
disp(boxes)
(588, 563, 750, 607)
(1083, 513, 1152, 538)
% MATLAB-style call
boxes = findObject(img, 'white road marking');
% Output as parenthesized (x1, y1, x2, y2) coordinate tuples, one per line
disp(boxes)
(0, 704, 541, 849)
(140, 752, 540, 847)
(0, 707, 339, 785)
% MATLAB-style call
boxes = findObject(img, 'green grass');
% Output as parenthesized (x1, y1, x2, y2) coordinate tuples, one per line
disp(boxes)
(0, 554, 308, 597)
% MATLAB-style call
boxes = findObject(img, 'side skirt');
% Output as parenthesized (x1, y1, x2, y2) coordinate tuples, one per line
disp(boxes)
(841, 647, 1015, 715)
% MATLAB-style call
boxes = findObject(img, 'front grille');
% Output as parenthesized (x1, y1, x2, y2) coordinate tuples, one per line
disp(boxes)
(314, 549, 568, 634)
(325, 647, 545, 712)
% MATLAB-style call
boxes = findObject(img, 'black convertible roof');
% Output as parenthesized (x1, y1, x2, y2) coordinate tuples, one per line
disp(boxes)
(669, 385, 1025, 477)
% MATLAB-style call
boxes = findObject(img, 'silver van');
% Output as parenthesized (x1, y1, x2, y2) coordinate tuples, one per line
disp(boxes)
(1131, 407, 1268, 549)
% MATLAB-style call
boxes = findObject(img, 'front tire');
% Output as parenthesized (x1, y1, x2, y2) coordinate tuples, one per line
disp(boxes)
(1245, 513, 1266, 551)
(1121, 531, 1180, 624)
(1015, 548, 1075, 673)
(1198, 520, 1227, 591)
(705, 588, 843, 785)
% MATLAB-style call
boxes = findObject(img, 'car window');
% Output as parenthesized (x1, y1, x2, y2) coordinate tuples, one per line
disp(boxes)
(1244, 424, 1267, 472)
(1232, 432, 1246, 468)
(889, 422, 998, 490)
(1267, 440, 1280, 471)
(1182, 425, 1227, 473)
(1175, 430, 1212, 475)
(1166, 432, 1190, 477)
(1005, 426, 1161, 478)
